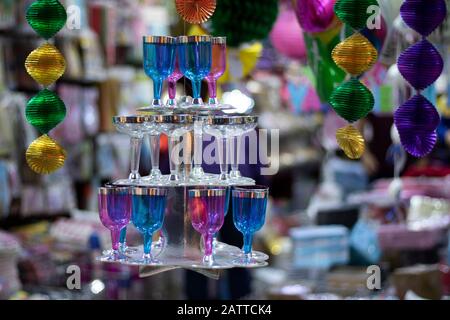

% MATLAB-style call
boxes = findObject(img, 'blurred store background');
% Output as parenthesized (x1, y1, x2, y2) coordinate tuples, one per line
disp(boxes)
(0, 0, 450, 300)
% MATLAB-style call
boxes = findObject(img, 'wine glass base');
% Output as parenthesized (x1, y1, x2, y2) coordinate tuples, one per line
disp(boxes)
(112, 178, 141, 186)
(98, 252, 128, 263)
(231, 251, 269, 261)
(228, 176, 256, 186)
(232, 258, 268, 268)
(130, 258, 162, 266)
(190, 262, 234, 270)
(120, 244, 139, 255)
(137, 105, 174, 114)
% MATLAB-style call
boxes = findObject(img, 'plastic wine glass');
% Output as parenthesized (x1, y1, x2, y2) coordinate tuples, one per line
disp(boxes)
(113, 116, 150, 185)
(205, 37, 226, 107)
(131, 187, 168, 265)
(143, 36, 176, 110)
(188, 188, 233, 269)
(158, 114, 193, 184)
(167, 52, 183, 107)
(98, 186, 132, 262)
(177, 35, 212, 107)
(229, 116, 258, 185)
(141, 116, 165, 184)
(232, 185, 269, 267)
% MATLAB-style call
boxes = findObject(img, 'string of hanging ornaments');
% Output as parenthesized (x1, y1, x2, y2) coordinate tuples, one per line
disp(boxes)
(24, 0, 68, 175)
(329, 0, 379, 160)
(394, 0, 446, 158)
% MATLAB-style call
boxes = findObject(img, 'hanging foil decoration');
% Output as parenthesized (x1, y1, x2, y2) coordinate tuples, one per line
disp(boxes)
(329, 78, 374, 122)
(336, 125, 365, 159)
(26, 89, 67, 134)
(395, 0, 446, 158)
(26, 135, 67, 175)
(334, 0, 379, 30)
(25, 0, 68, 174)
(25, 43, 66, 87)
(329, 0, 379, 159)
(332, 32, 378, 76)
(175, 0, 217, 24)
(397, 39, 444, 91)
(26, 0, 67, 39)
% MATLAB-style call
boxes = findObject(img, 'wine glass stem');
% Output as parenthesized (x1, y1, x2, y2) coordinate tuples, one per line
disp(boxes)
(194, 120, 203, 171)
(153, 77, 163, 100)
(168, 79, 177, 99)
(243, 233, 253, 257)
(129, 136, 142, 180)
(203, 233, 213, 257)
(168, 135, 180, 181)
(192, 79, 202, 99)
(207, 79, 217, 100)
(218, 136, 228, 180)
(143, 232, 153, 259)
(111, 230, 120, 252)
(119, 227, 127, 247)
(149, 134, 160, 173)
(231, 135, 240, 175)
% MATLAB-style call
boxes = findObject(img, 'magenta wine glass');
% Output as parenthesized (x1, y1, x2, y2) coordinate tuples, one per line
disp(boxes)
(188, 188, 232, 268)
(98, 186, 132, 262)
(167, 52, 183, 107)
(205, 37, 227, 106)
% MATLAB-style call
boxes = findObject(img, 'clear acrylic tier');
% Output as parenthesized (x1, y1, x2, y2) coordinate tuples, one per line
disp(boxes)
(100, 113, 269, 272)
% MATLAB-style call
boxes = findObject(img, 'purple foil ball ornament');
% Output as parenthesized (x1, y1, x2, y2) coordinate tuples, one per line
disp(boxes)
(397, 39, 444, 90)
(397, 129, 437, 158)
(400, 0, 447, 37)
(394, 94, 441, 132)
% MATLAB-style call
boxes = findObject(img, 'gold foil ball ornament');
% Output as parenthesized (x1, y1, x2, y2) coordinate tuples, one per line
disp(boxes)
(336, 125, 365, 159)
(25, 43, 66, 87)
(26, 135, 66, 175)
(332, 33, 378, 76)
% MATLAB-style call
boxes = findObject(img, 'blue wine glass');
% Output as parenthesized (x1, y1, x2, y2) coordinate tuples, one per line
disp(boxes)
(177, 35, 212, 106)
(232, 185, 269, 267)
(143, 36, 176, 109)
(131, 187, 168, 265)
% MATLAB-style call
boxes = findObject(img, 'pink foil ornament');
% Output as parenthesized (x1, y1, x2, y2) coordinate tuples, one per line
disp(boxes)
(293, 0, 337, 33)
(270, 8, 306, 60)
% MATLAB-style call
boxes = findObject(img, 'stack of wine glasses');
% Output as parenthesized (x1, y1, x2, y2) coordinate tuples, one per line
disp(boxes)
(98, 34, 270, 270)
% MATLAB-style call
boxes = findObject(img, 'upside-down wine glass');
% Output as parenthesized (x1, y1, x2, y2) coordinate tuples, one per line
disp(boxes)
(143, 36, 176, 111)
(177, 35, 212, 108)
(232, 185, 269, 267)
(131, 187, 168, 265)
(98, 186, 132, 262)
(188, 188, 233, 269)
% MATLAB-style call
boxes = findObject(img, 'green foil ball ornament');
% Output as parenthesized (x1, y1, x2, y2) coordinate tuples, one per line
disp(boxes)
(26, 0, 67, 39)
(329, 78, 374, 123)
(334, 0, 379, 31)
(26, 89, 67, 134)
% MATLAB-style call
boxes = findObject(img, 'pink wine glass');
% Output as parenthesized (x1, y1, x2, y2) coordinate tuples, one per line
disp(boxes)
(98, 186, 132, 262)
(205, 37, 227, 106)
(188, 188, 232, 269)
(167, 53, 183, 107)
